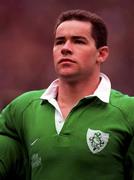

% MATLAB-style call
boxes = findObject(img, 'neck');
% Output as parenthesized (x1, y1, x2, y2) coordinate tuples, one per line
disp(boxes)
(57, 74, 100, 108)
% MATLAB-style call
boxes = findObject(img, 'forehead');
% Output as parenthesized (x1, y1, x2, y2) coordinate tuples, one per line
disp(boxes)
(55, 20, 92, 37)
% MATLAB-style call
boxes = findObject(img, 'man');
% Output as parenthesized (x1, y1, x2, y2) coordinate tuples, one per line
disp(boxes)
(0, 9, 134, 179)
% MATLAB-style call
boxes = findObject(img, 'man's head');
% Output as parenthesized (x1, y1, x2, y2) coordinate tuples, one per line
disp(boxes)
(54, 9, 108, 49)
(53, 9, 109, 82)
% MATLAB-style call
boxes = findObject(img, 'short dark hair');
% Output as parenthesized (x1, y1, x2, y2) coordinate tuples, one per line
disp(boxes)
(54, 9, 108, 49)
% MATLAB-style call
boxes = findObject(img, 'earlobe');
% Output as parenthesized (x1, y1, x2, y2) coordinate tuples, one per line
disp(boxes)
(97, 46, 109, 63)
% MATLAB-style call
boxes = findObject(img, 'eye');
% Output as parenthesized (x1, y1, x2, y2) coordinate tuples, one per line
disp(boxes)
(55, 40, 63, 45)
(74, 39, 86, 44)
(54, 38, 65, 45)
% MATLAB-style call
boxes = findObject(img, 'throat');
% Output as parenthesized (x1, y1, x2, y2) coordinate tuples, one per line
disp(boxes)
(58, 101, 74, 120)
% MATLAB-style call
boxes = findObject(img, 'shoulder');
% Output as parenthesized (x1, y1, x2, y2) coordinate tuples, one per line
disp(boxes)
(2, 89, 45, 115)
(109, 90, 134, 133)
(110, 89, 134, 107)
(109, 89, 134, 118)
(14, 89, 45, 101)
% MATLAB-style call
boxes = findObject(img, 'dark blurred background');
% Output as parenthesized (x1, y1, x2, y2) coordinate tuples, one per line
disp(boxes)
(0, 0, 134, 109)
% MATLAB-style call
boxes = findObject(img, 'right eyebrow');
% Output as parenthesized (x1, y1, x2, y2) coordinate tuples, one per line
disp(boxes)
(55, 36, 65, 41)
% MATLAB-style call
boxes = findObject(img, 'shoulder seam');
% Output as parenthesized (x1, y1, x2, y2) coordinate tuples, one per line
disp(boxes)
(109, 102, 134, 136)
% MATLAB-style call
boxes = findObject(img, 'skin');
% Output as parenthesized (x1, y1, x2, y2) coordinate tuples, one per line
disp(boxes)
(53, 20, 109, 118)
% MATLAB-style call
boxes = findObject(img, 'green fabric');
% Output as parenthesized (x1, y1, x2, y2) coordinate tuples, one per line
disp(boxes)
(0, 89, 134, 179)
(0, 135, 27, 180)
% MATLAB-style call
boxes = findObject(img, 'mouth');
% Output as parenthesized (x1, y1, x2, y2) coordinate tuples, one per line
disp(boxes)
(58, 58, 76, 64)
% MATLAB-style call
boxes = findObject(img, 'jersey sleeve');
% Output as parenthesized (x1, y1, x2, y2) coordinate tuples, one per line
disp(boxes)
(0, 136, 27, 180)
(124, 136, 134, 180)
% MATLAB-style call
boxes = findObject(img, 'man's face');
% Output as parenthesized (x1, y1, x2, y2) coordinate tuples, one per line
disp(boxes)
(53, 20, 106, 82)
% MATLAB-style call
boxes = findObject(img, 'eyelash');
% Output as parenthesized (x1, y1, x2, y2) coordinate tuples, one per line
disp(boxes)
(55, 40, 65, 45)
(54, 39, 86, 45)
(74, 40, 85, 44)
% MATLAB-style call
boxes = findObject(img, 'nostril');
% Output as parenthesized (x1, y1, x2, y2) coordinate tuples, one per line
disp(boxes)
(61, 49, 72, 55)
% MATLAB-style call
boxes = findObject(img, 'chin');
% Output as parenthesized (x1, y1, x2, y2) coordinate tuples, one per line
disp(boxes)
(58, 73, 79, 82)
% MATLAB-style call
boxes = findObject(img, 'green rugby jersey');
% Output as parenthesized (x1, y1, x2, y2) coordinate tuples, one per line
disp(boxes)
(0, 136, 27, 180)
(0, 89, 134, 180)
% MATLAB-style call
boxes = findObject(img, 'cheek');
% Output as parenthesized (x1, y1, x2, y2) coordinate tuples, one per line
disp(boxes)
(53, 49, 58, 61)
(53, 47, 60, 60)
(79, 51, 92, 61)
(53, 49, 61, 68)
(80, 51, 97, 66)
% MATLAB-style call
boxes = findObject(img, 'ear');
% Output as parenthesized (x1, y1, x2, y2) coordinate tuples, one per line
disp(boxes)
(97, 46, 109, 63)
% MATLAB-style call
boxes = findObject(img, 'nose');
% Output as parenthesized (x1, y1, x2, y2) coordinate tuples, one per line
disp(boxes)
(61, 41, 73, 55)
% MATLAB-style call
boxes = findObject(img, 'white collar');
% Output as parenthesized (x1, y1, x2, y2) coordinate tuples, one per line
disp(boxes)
(40, 73, 111, 103)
